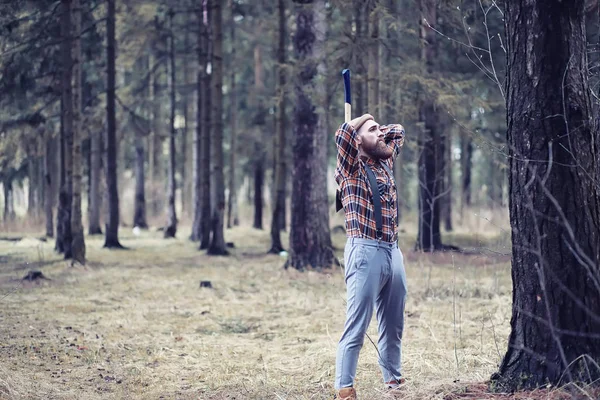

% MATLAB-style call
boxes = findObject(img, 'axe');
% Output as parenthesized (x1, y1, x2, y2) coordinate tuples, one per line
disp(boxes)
(336, 69, 351, 213)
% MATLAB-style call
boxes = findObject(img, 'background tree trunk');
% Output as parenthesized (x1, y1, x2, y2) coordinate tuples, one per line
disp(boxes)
(103, 0, 123, 249)
(287, 0, 334, 270)
(492, 0, 600, 390)
(191, 4, 205, 242)
(227, 0, 238, 229)
(45, 130, 56, 237)
(164, 8, 178, 239)
(199, 1, 212, 250)
(133, 128, 148, 229)
(269, 0, 287, 254)
(367, 1, 379, 116)
(88, 129, 103, 234)
(443, 126, 453, 232)
(252, 44, 265, 231)
(71, 0, 85, 264)
(207, 0, 227, 255)
(58, 0, 73, 259)
(460, 131, 473, 216)
(416, 0, 445, 252)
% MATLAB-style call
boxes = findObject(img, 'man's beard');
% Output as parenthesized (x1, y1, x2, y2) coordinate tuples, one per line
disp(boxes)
(363, 141, 393, 160)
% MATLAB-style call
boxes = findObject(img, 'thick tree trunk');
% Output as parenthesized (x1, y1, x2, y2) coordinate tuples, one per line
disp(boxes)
(207, 0, 227, 255)
(3, 177, 15, 222)
(191, 6, 206, 242)
(45, 131, 56, 237)
(182, 29, 192, 218)
(460, 132, 473, 213)
(149, 47, 163, 218)
(88, 129, 103, 234)
(103, 0, 123, 249)
(443, 127, 453, 232)
(287, 0, 334, 270)
(58, 0, 73, 259)
(491, 0, 600, 391)
(269, 0, 287, 254)
(415, 0, 445, 252)
(252, 44, 266, 231)
(253, 150, 264, 230)
(367, 1, 379, 116)
(199, 1, 212, 250)
(227, 0, 238, 229)
(353, 0, 366, 116)
(55, 103, 65, 252)
(164, 9, 178, 239)
(71, 0, 86, 264)
(133, 129, 148, 229)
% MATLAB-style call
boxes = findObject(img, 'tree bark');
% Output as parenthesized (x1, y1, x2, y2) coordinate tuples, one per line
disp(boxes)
(353, 0, 366, 116)
(3, 176, 15, 222)
(443, 127, 453, 232)
(491, 0, 600, 391)
(182, 29, 192, 218)
(191, 4, 206, 242)
(164, 8, 178, 239)
(227, 0, 238, 229)
(45, 130, 56, 237)
(252, 44, 265, 231)
(253, 147, 264, 230)
(199, 0, 212, 250)
(367, 1, 379, 116)
(103, 0, 123, 249)
(133, 128, 148, 229)
(269, 0, 287, 254)
(460, 132, 473, 213)
(88, 128, 103, 234)
(71, 0, 86, 264)
(207, 0, 227, 255)
(287, 0, 335, 270)
(58, 0, 73, 259)
(415, 0, 445, 252)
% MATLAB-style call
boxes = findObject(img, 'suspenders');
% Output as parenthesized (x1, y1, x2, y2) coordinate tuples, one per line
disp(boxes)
(336, 161, 399, 240)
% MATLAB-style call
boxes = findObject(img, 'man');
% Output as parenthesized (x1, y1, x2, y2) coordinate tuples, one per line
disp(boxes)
(334, 113, 407, 400)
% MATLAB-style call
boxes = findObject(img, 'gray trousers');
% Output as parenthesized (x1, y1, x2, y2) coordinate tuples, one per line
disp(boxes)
(335, 238, 408, 389)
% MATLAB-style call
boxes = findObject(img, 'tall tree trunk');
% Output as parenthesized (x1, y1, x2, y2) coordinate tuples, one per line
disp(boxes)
(88, 128, 103, 234)
(353, 0, 365, 115)
(252, 44, 265, 230)
(207, 0, 227, 255)
(253, 146, 264, 230)
(182, 29, 191, 218)
(287, 0, 334, 270)
(460, 132, 473, 215)
(269, 0, 287, 254)
(367, 1, 379, 116)
(227, 0, 238, 229)
(45, 131, 56, 237)
(491, 0, 600, 391)
(103, 0, 123, 249)
(71, 0, 85, 264)
(415, 0, 445, 252)
(58, 0, 73, 259)
(199, 1, 212, 250)
(133, 129, 148, 229)
(3, 176, 15, 222)
(27, 152, 38, 220)
(149, 44, 163, 218)
(443, 127, 453, 232)
(164, 8, 178, 239)
(191, 4, 206, 242)
(55, 100, 65, 252)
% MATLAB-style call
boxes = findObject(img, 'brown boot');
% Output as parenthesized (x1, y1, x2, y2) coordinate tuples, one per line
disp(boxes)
(336, 387, 357, 400)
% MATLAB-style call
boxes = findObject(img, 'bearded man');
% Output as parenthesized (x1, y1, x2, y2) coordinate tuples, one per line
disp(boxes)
(334, 113, 407, 400)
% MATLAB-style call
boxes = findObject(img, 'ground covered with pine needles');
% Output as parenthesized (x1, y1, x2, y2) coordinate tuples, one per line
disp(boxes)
(0, 218, 596, 399)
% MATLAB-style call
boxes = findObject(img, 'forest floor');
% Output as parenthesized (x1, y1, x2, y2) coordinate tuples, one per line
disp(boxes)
(0, 219, 596, 399)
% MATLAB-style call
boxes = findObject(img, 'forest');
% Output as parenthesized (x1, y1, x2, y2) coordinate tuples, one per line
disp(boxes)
(0, 0, 599, 399)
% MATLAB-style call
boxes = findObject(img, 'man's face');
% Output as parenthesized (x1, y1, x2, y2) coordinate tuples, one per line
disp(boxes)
(357, 120, 393, 160)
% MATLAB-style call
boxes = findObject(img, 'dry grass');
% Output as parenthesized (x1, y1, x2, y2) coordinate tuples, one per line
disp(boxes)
(0, 220, 591, 400)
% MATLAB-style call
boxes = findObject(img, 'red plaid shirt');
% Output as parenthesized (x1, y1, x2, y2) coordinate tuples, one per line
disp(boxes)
(334, 122, 405, 242)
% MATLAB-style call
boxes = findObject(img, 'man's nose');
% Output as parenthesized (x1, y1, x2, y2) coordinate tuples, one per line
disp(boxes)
(377, 130, 384, 138)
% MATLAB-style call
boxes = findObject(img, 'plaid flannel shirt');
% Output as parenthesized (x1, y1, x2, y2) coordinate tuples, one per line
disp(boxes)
(334, 122, 405, 242)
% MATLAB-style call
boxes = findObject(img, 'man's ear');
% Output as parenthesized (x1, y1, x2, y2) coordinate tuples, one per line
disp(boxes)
(355, 131, 363, 145)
